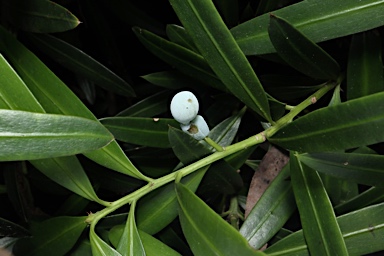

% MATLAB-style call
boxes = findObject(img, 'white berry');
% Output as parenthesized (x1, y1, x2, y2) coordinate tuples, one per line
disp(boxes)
(170, 91, 199, 125)
(184, 115, 210, 140)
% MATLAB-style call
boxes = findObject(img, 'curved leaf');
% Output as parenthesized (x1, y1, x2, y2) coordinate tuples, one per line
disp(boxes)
(0, 25, 147, 180)
(3, 0, 80, 33)
(166, 24, 198, 52)
(13, 216, 87, 256)
(265, 203, 384, 256)
(298, 152, 384, 187)
(290, 153, 348, 256)
(170, 0, 271, 122)
(90, 228, 122, 256)
(269, 92, 384, 152)
(141, 71, 204, 90)
(347, 30, 384, 100)
(231, 0, 384, 55)
(175, 182, 265, 256)
(268, 15, 340, 80)
(117, 201, 145, 256)
(0, 110, 113, 161)
(100, 117, 179, 148)
(27, 33, 135, 97)
(240, 165, 295, 249)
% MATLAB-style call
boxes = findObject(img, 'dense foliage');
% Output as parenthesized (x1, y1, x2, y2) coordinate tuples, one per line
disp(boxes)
(1, 0, 384, 255)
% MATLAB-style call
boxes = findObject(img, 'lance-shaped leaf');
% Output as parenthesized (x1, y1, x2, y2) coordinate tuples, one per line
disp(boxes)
(269, 92, 384, 152)
(290, 153, 348, 256)
(100, 117, 179, 148)
(0, 26, 147, 180)
(141, 71, 203, 90)
(268, 15, 340, 80)
(169, 0, 271, 122)
(231, 0, 384, 55)
(133, 27, 225, 91)
(347, 30, 384, 100)
(2, 0, 80, 33)
(298, 152, 384, 187)
(117, 201, 145, 256)
(0, 110, 112, 161)
(90, 228, 122, 256)
(13, 216, 87, 256)
(175, 182, 266, 256)
(166, 24, 198, 52)
(264, 203, 384, 256)
(27, 33, 135, 97)
(240, 165, 296, 249)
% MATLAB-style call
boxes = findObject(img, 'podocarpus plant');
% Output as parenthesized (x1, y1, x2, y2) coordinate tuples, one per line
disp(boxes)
(0, 0, 384, 255)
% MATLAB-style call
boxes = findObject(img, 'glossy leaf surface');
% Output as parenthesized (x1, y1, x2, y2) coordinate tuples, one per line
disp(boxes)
(290, 153, 348, 256)
(298, 152, 384, 187)
(3, 0, 80, 33)
(176, 182, 265, 256)
(100, 117, 179, 148)
(347, 30, 384, 100)
(231, 0, 384, 55)
(14, 216, 87, 256)
(268, 15, 340, 80)
(265, 203, 384, 255)
(90, 228, 122, 256)
(0, 110, 112, 161)
(269, 92, 384, 152)
(170, 0, 271, 121)
(28, 34, 135, 96)
(240, 165, 295, 249)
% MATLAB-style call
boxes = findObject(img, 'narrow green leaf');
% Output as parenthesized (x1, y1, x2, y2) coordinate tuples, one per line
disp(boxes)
(141, 71, 203, 90)
(265, 203, 384, 256)
(27, 33, 135, 97)
(90, 228, 122, 256)
(166, 24, 198, 52)
(157, 226, 192, 256)
(335, 186, 384, 215)
(269, 92, 384, 152)
(31, 156, 104, 203)
(13, 216, 87, 256)
(133, 27, 225, 91)
(100, 117, 179, 148)
(136, 166, 209, 235)
(0, 110, 112, 161)
(117, 201, 145, 256)
(3, 0, 80, 33)
(268, 15, 340, 80)
(347, 30, 384, 100)
(0, 217, 30, 237)
(175, 182, 265, 256)
(168, 126, 212, 165)
(240, 165, 296, 249)
(0, 25, 147, 180)
(290, 153, 348, 256)
(117, 90, 173, 117)
(170, 0, 271, 121)
(231, 0, 384, 55)
(298, 152, 384, 187)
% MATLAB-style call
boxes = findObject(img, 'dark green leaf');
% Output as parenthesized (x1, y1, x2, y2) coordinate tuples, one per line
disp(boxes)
(168, 126, 212, 165)
(268, 15, 340, 80)
(175, 182, 265, 255)
(157, 226, 192, 256)
(100, 117, 179, 148)
(213, 0, 238, 27)
(141, 71, 204, 90)
(90, 228, 122, 256)
(347, 30, 384, 100)
(0, 217, 30, 237)
(265, 203, 384, 256)
(14, 216, 87, 256)
(133, 27, 225, 91)
(3, 0, 80, 33)
(166, 24, 198, 52)
(0, 25, 147, 180)
(27, 33, 135, 97)
(269, 92, 384, 152)
(170, 0, 272, 122)
(290, 153, 348, 256)
(298, 152, 384, 187)
(55, 193, 91, 216)
(231, 0, 384, 55)
(0, 110, 113, 161)
(136, 166, 209, 235)
(117, 90, 173, 117)
(117, 201, 145, 256)
(31, 156, 104, 203)
(240, 165, 295, 249)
